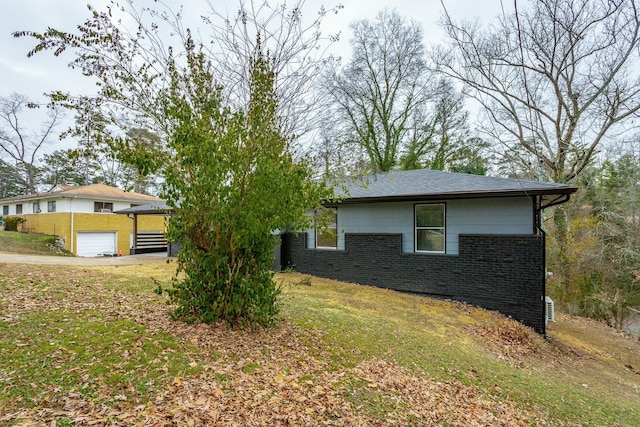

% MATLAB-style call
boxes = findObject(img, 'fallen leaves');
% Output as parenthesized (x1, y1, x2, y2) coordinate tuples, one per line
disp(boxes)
(349, 359, 545, 426)
(1, 265, 555, 426)
(467, 316, 548, 364)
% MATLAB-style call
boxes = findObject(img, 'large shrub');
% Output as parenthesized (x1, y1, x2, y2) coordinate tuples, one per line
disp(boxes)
(161, 39, 331, 326)
(3, 217, 26, 232)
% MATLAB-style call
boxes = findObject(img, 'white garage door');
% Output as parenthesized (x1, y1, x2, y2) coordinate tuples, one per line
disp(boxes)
(76, 232, 117, 257)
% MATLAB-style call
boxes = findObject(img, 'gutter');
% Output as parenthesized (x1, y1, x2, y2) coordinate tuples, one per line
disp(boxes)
(540, 193, 572, 210)
(324, 188, 577, 206)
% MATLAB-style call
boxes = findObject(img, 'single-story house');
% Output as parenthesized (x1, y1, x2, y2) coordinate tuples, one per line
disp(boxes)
(281, 169, 578, 334)
(0, 184, 165, 256)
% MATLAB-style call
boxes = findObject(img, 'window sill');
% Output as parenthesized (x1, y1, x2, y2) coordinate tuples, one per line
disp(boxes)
(414, 250, 447, 255)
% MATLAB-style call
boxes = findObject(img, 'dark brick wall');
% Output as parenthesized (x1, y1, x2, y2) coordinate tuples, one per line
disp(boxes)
(282, 232, 546, 334)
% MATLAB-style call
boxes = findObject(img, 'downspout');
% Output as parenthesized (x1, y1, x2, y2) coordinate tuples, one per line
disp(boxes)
(70, 198, 74, 255)
(534, 193, 572, 337)
(534, 195, 547, 337)
(540, 194, 571, 210)
(69, 196, 77, 255)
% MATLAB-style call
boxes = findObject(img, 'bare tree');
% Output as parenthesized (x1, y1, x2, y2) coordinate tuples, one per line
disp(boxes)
(435, 0, 640, 299)
(0, 93, 62, 194)
(400, 78, 487, 171)
(320, 9, 433, 172)
(429, 78, 470, 170)
(202, 1, 343, 138)
(435, 0, 640, 184)
(16, 0, 341, 145)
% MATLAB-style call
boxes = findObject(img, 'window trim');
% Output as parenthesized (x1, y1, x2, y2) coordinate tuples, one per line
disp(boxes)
(2, 206, 8, 216)
(94, 201, 114, 213)
(32, 202, 40, 214)
(414, 203, 446, 254)
(315, 208, 338, 249)
(47, 200, 56, 213)
(16, 204, 23, 215)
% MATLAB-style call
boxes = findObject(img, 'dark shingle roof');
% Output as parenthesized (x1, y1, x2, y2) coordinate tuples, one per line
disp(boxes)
(116, 170, 578, 213)
(332, 169, 577, 203)
(115, 201, 171, 215)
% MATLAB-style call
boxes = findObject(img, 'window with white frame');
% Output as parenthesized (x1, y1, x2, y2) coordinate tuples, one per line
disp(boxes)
(32, 202, 40, 213)
(315, 208, 337, 249)
(47, 201, 56, 212)
(415, 203, 445, 253)
(16, 204, 22, 214)
(2, 206, 7, 216)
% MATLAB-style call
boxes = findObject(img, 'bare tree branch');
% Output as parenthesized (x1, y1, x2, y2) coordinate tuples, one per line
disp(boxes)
(15, 0, 342, 149)
(435, 0, 640, 184)
(320, 9, 433, 172)
(0, 93, 62, 193)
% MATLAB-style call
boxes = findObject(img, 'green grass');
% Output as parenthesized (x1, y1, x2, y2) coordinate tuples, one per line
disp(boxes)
(0, 230, 71, 256)
(280, 273, 640, 426)
(1, 264, 639, 426)
(0, 309, 199, 409)
(283, 275, 492, 376)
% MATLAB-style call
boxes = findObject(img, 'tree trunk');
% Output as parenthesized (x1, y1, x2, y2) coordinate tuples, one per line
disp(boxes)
(553, 205, 573, 304)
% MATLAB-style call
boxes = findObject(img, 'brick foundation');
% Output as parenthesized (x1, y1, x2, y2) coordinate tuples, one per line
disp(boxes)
(282, 233, 546, 334)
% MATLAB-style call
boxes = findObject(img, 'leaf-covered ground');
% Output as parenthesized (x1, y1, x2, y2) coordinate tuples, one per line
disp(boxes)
(1, 263, 639, 426)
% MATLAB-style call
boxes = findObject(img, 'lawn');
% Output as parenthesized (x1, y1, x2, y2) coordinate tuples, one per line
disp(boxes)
(1, 262, 639, 426)
(0, 231, 71, 256)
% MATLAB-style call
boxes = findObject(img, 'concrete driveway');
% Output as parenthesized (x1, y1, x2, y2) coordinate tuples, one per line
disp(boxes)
(0, 251, 170, 266)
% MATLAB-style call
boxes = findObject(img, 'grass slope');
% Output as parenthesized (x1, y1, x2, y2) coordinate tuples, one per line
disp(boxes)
(0, 263, 639, 426)
(0, 231, 71, 256)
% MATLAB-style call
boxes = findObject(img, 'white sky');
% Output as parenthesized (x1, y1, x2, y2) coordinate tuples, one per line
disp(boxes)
(0, 0, 507, 153)
(1, 0, 507, 102)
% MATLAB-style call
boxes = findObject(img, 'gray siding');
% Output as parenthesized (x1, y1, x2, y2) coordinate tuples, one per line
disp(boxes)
(337, 202, 413, 251)
(311, 197, 534, 254)
(445, 198, 533, 254)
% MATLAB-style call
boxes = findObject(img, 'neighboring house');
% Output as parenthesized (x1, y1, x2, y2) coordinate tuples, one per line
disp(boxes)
(0, 184, 165, 257)
(281, 169, 578, 334)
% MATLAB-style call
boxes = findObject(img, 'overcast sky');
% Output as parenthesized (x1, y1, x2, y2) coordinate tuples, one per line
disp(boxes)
(0, 0, 509, 157)
(1, 0, 508, 102)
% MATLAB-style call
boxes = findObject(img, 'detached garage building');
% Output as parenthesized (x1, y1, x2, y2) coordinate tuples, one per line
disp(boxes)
(0, 184, 165, 257)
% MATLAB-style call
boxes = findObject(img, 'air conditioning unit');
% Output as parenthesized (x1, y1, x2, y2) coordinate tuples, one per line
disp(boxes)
(545, 296, 555, 324)
(100, 208, 112, 213)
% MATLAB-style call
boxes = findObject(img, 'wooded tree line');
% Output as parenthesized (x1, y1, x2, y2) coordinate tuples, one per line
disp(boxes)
(2, 0, 639, 328)
(547, 146, 640, 329)
(0, 93, 161, 197)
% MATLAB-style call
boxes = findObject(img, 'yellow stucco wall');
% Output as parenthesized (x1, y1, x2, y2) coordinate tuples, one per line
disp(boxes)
(14, 213, 166, 255)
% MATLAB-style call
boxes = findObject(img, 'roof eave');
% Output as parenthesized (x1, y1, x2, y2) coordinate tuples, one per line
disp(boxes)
(325, 187, 578, 206)
(58, 194, 161, 203)
(114, 208, 171, 215)
(0, 193, 160, 204)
